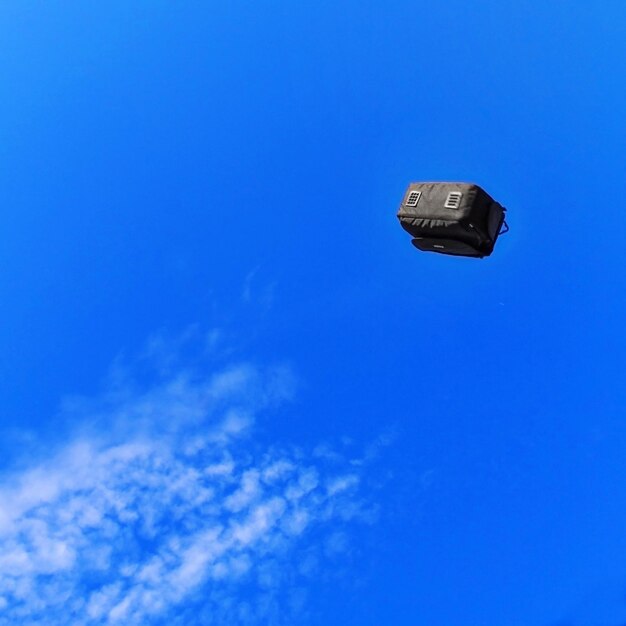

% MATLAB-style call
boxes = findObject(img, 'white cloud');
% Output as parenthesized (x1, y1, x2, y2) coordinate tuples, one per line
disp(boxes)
(0, 355, 373, 625)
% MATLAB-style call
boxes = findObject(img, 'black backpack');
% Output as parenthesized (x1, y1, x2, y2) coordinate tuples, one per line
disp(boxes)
(397, 182, 508, 258)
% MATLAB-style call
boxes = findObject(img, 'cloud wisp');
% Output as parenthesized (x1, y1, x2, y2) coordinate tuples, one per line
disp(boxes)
(0, 356, 372, 625)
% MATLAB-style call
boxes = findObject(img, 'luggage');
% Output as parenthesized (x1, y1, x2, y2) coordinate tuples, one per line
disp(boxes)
(397, 182, 508, 258)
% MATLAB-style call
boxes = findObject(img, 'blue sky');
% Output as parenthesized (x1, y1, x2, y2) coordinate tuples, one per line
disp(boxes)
(1, 2, 626, 624)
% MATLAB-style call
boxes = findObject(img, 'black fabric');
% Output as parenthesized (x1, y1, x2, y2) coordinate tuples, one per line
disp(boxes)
(411, 237, 484, 257)
(397, 182, 506, 258)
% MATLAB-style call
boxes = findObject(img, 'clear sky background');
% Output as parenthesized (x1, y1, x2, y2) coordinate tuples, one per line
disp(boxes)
(1, 2, 626, 625)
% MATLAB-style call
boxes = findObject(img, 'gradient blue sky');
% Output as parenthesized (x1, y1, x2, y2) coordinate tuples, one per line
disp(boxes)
(1, 2, 626, 625)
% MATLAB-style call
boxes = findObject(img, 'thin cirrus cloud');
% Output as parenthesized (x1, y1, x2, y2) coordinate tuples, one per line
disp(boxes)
(0, 342, 374, 625)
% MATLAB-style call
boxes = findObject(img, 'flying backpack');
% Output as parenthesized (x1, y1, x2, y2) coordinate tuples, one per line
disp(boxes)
(397, 182, 508, 258)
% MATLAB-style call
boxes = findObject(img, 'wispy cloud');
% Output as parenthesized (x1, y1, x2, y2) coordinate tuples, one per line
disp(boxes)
(0, 339, 374, 625)
(241, 267, 277, 313)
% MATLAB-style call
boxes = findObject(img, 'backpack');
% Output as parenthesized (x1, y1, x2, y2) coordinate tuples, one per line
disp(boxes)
(397, 182, 508, 258)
